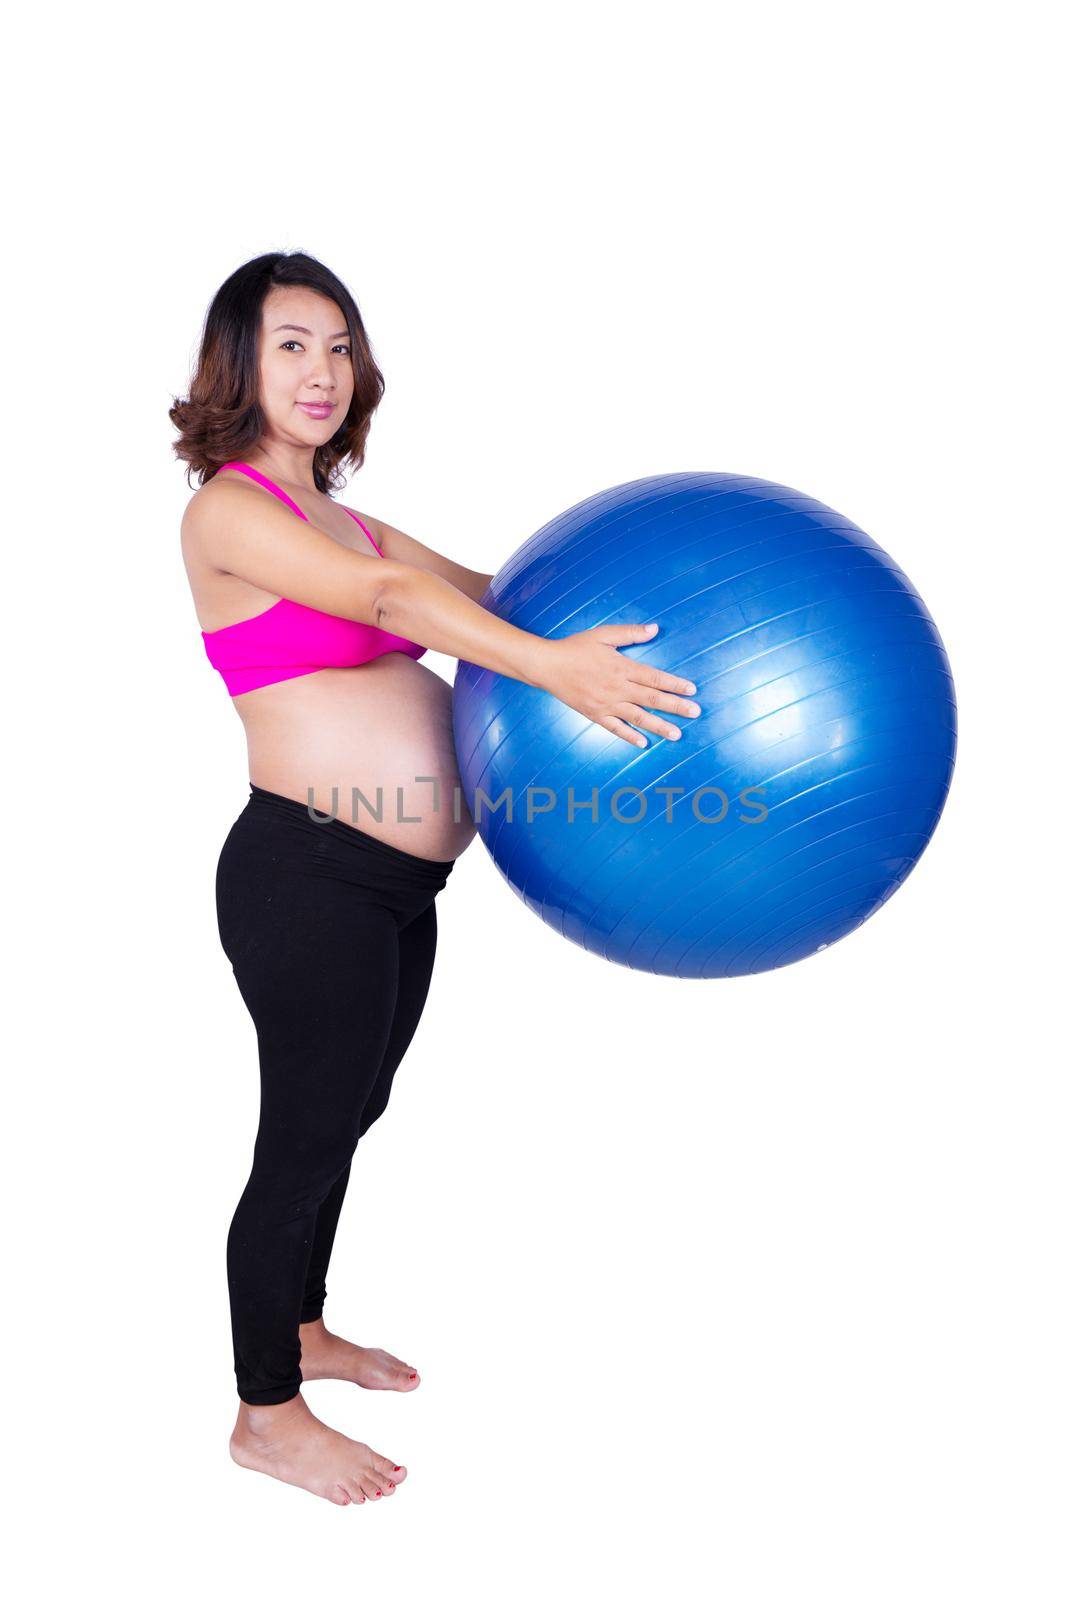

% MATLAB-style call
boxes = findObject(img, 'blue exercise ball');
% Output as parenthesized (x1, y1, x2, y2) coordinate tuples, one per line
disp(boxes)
(452, 472, 956, 978)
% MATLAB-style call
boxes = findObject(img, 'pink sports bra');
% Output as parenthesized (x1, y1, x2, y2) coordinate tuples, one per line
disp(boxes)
(200, 461, 427, 697)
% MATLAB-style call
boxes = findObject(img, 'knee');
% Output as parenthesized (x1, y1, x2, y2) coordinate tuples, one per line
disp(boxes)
(246, 1130, 358, 1205)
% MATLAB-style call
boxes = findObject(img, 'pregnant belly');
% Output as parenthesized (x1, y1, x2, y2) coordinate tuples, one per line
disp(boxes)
(236, 654, 478, 862)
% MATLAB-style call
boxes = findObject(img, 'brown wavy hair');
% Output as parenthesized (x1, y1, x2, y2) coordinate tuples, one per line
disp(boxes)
(169, 251, 384, 494)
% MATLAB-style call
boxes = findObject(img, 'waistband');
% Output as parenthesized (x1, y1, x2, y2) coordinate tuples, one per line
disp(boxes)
(246, 783, 457, 881)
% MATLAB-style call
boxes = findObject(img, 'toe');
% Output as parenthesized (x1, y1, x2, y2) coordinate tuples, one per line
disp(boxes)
(343, 1478, 366, 1504)
(377, 1348, 419, 1384)
(374, 1452, 406, 1482)
(367, 1468, 394, 1494)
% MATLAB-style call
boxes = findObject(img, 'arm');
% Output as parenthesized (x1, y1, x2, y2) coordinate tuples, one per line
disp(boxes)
(187, 477, 538, 683)
(187, 479, 393, 622)
(362, 513, 495, 605)
(190, 478, 699, 746)
(376, 563, 702, 756)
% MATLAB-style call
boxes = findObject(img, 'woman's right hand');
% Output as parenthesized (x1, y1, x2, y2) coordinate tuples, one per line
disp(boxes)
(535, 622, 702, 749)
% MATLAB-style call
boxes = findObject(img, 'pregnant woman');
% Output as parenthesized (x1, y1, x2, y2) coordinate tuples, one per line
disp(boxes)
(173, 250, 701, 1507)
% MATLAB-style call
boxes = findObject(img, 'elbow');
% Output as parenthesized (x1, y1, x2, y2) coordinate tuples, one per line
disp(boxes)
(371, 558, 409, 631)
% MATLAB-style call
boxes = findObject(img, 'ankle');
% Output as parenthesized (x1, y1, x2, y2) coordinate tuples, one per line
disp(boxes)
(238, 1394, 306, 1432)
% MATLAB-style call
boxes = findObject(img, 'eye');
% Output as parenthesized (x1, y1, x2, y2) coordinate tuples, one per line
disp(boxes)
(279, 340, 351, 355)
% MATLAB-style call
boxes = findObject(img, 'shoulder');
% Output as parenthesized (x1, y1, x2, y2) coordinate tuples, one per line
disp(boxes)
(181, 472, 252, 567)
(182, 470, 251, 526)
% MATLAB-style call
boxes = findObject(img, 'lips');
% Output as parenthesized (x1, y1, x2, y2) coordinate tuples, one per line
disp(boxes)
(297, 401, 335, 417)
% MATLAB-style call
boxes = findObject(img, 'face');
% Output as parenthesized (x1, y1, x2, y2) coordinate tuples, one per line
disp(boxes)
(256, 284, 356, 444)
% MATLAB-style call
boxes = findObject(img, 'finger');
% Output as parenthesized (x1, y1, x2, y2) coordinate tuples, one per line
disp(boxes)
(633, 665, 698, 696)
(601, 715, 648, 749)
(619, 704, 682, 743)
(592, 622, 661, 646)
(630, 684, 702, 718)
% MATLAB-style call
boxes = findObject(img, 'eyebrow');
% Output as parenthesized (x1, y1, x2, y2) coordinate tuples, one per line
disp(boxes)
(272, 323, 351, 338)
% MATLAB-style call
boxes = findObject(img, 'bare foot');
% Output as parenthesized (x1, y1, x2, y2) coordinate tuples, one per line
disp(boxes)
(299, 1317, 421, 1392)
(229, 1391, 408, 1505)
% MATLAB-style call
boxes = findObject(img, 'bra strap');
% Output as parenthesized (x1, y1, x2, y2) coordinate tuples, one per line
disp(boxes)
(340, 505, 384, 556)
(216, 461, 309, 521)
(217, 463, 381, 553)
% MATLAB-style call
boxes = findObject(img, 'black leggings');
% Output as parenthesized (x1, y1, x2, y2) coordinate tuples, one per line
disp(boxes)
(215, 782, 456, 1405)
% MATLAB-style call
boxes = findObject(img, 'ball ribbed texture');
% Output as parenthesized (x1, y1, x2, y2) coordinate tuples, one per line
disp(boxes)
(453, 472, 956, 978)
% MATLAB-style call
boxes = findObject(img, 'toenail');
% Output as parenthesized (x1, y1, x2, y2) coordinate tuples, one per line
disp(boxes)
(376, 1490, 381, 1496)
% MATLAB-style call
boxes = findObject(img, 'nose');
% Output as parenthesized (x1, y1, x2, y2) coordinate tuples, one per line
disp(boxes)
(303, 353, 337, 392)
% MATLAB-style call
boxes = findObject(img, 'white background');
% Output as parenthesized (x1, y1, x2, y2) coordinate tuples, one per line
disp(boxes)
(6, 1, 1063, 1594)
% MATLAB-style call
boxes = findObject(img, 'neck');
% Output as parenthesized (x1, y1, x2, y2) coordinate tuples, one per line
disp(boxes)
(242, 443, 320, 492)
